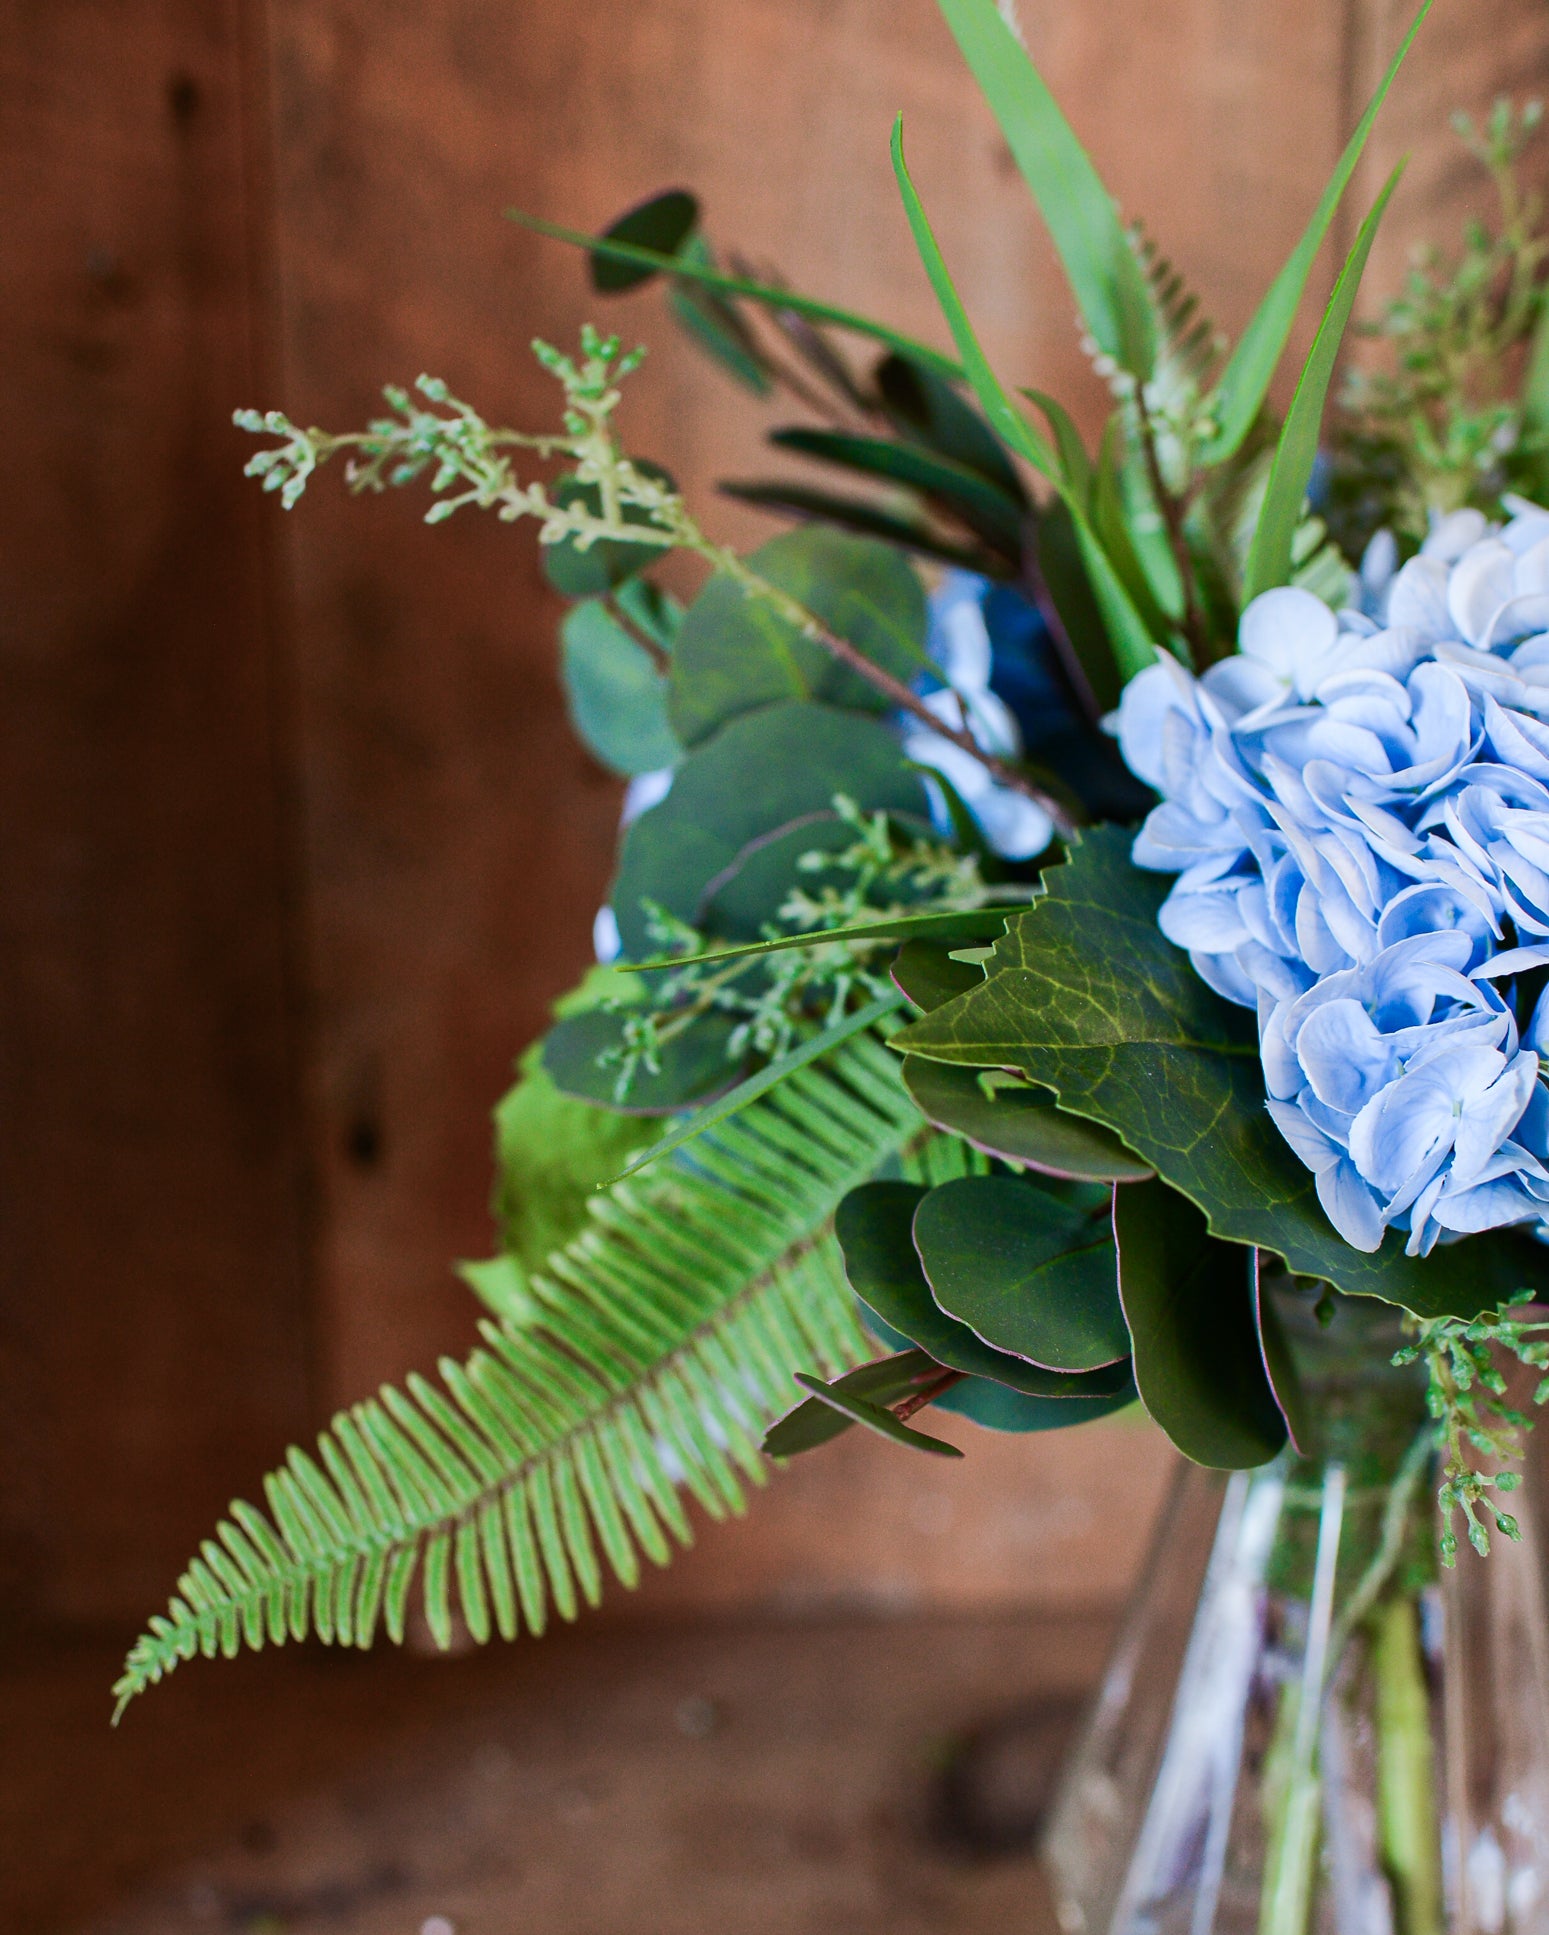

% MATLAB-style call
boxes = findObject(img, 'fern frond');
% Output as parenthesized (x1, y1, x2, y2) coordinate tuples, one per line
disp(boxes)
(116, 1034, 940, 1714)
(1130, 224, 1224, 412)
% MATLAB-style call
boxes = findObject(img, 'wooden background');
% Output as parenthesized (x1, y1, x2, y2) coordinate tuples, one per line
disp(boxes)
(6, 0, 1549, 1634)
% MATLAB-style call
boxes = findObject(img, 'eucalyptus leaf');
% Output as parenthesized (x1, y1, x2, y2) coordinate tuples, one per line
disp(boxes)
(560, 600, 680, 777)
(762, 1349, 945, 1456)
(914, 1174, 1128, 1370)
(902, 1056, 1152, 1182)
(937, 1373, 1138, 1433)
(667, 528, 928, 748)
(790, 1371, 964, 1457)
(697, 813, 865, 940)
(894, 827, 1549, 1320)
(1256, 1261, 1313, 1457)
(509, 207, 963, 379)
(611, 699, 927, 956)
(589, 188, 700, 292)
(1244, 166, 1403, 600)
(935, 0, 1155, 378)
(841, 1180, 1134, 1399)
(541, 1006, 745, 1116)
(1113, 1180, 1287, 1470)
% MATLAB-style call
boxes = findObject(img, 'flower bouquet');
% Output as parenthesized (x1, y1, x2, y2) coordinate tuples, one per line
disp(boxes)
(117, 3, 1549, 1930)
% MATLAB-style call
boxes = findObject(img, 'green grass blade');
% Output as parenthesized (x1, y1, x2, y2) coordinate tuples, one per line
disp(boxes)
(890, 117, 1159, 679)
(1245, 165, 1404, 602)
(936, 0, 1154, 378)
(507, 209, 961, 379)
(1203, 1, 1432, 464)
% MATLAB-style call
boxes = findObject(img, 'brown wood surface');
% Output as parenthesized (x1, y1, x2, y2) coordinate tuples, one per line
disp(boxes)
(7, 0, 1549, 1631)
(0, 1, 311, 1623)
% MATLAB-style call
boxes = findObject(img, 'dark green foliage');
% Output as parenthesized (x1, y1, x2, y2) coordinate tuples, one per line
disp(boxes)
(541, 1005, 745, 1114)
(560, 600, 679, 776)
(116, 1036, 927, 1711)
(901, 1057, 1152, 1182)
(874, 352, 1027, 504)
(610, 700, 927, 957)
(891, 940, 984, 1012)
(935, 1373, 1137, 1433)
(1114, 1181, 1288, 1469)
(589, 188, 700, 291)
(762, 1349, 950, 1457)
(767, 428, 1025, 558)
(913, 1174, 1127, 1371)
(789, 1369, 964, 1457)
(719, 480, 994, 575)
(838, 1180, 1131, 1398)
(895, 829, 1549, 1321)
(666, 528, 926, 748)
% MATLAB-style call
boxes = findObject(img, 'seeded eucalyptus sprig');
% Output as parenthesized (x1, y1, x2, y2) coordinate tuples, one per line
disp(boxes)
(1395, 1294, 1549, 1561)
(237, 326, 1072, 831)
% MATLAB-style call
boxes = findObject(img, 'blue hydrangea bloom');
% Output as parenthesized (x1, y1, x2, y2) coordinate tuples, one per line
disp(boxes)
(1115, 499, 1549, 1256)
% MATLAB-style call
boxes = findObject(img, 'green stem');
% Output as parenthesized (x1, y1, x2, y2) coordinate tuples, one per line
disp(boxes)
(1373, 1594, 1443, 1935)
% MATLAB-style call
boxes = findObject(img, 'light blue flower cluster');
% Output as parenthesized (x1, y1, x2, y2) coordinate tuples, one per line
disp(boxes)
(1115, 501, 1549, 1256)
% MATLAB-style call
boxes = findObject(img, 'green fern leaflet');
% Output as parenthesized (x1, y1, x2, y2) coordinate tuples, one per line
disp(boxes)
(116, 1033, 955, 1715)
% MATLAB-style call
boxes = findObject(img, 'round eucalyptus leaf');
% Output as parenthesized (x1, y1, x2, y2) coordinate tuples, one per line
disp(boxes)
(892, 941, 984, 1013)
(667, 528, 927, 748)
(560, 600, 680, 777)
(698, 813, 860, 941)
(590, 188, 700, 293)
(541, 464, 676, 597)
(1113, 1180, 1287, 1470)
(789, 1372, 962, 1458)
(610, 700, 926, 957)
(902, 1057, 1153, 1182)
(913, 1174, 1128, 1371)
(763, 1348, 941, 1459)
(839, 1182, 1132, 1399)
(937, 1372, 1138, 1434)
(541, 1008, 745, 1116)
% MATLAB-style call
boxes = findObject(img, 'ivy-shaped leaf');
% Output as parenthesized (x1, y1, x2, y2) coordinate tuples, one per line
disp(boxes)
(894, 827, 1549, 1321)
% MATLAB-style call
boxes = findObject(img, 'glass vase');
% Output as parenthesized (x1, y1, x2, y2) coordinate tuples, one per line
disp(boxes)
(1042, 1292, 1549, 1935)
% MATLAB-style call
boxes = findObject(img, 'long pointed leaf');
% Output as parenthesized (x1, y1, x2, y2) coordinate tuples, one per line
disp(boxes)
(1245, 165, 1404, 601)
(890, 118, 1161, 680)
(1203, 1, 1432, 463)
(507, 208, 962, 379)
(936, 0, 1154, 378)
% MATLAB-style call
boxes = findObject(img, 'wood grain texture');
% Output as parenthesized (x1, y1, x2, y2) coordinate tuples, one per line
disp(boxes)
(0, 1, 311, 1621)
(10, 0, 1549, 1629)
